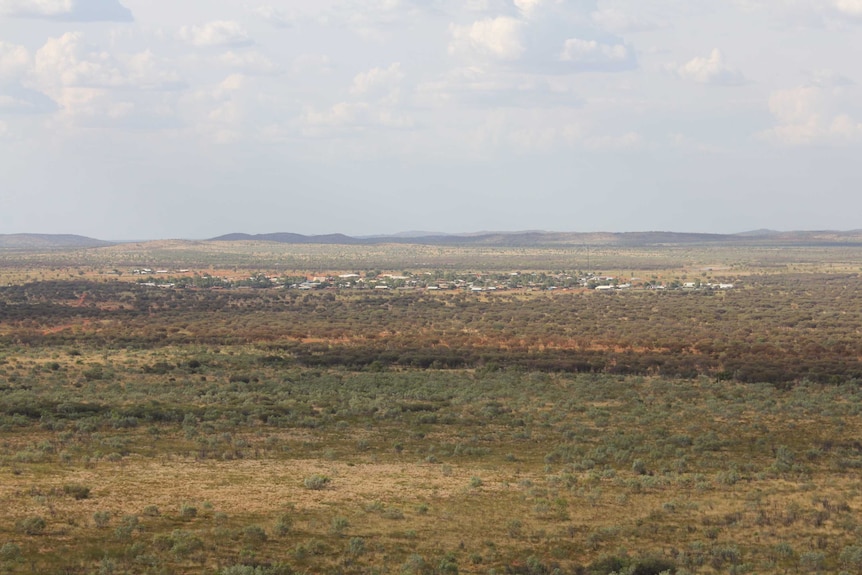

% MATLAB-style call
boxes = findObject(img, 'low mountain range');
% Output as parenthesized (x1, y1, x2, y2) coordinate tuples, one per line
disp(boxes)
(209, 230, 862, 247)
(3, 230, 862, 250)
(0, 234, 115, 250)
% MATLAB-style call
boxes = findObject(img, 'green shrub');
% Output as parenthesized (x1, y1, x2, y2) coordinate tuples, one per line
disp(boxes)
(93, 510, 111, 528)
(16, 516, 46, 535)
(142, 505, 160, 517)
(588, 555, 626, 575)
(220, 563, 293, 575)
(114, 515, 139, 541)
(243, 524, 268, 545)
(840, 545, 862, 570)
(180, 504, 198, 519)
(437, 553, 459, 574)
(0, 542, 22, 561)
(799, 551, 825, 572)
(152, 533, 173, 551)
(330, 516, 349, 535)
(347, 537, 366, 556)
(303, 474, 330, 490)
(274, 513, 293, 536)
(631, 557, 677, 575)
(98, 558, 117, 575)
(382, 508, 405, 520)
(169, 529, 203, 558)
(507, 520, 523, 539)
(401, 554, 427, 575)
(214, 511, 229, 525)
(63, 483, 91, 500)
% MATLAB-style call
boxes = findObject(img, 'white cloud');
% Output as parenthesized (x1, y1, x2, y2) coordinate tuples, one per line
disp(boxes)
(0, 0, 132, 21)
(253, 5, 293, 28)
(761, 84, 862, 145)
(214, 74, 245, 98)
(834, 0, 862, 17)
(671, 49, 746, 86)
(0, 84, 58, 114)
(350, 63, 403, 98)
(303, 61, 412, 134)
(591, 7, 664, 34)
(178, 73, 253, 144)
(219, 50, 278, 75)
(31, 33, 181, 91)
(416, 66, 582, 109)
(513, 0, 543, 16)
(560, 38, 629, 64)
(0, 0, 70, 17)
(293, 54, 333, 76)
(807, 69, 854, 88)
(20, 32, 182, 126)
(303, 102, 362, 128)
(32, 32, 120, 89)
(0, 41, 30, 81)
(302, 101, 413, 132)
(586, 131, 642, 150)
(333, 0, 426, 42)
(731, 0, 862, 26)
(449, 16, 525, 61)
(180, 21, 252, 47)
(461, 106, 640, 154)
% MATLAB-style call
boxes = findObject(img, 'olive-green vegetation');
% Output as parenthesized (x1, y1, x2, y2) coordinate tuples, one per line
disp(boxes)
(2, 238, 862, 283)
(2, 273, 862, 384)
(1, 242, 862, 574)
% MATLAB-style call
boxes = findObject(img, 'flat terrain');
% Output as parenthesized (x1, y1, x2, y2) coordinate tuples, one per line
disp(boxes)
(2, 240, 862, 574)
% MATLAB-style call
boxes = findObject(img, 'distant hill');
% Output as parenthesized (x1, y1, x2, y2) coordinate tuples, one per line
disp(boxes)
(208, 229, 862, 248)
(211, 232, 363, 245)
(735, 229, 782, 237)
(7, 230, 862, 250)
(0, 234, 114, 250)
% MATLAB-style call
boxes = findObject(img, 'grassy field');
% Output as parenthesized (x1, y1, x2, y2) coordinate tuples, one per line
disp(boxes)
(3, 240, 862, 285)
(2, 241, 862, 574)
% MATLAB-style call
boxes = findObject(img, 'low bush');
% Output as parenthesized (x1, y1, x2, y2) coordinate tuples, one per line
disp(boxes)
(303, 474, 330, 490)
(16, 516, 46, 535)
(63, 483, 91, 500)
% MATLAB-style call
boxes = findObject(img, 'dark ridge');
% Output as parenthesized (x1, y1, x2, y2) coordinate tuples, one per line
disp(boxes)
(0, 234, 114, 250)
(208, 230, 743, 247)
(209, 229, 862, 247)
(735, 229, 782, 237)
(210, 232, 363, 244)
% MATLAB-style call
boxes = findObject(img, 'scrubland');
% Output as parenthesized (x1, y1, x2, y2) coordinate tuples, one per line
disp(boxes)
(1, 242, 862, 574)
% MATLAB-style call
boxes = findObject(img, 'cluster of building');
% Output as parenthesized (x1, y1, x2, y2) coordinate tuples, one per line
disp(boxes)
(131, 269, 737, 293)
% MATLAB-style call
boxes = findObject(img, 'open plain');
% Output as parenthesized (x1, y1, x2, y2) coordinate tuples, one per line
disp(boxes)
(2, 237, 862, 574)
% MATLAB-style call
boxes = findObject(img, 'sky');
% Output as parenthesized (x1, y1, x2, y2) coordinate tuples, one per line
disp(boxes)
(1, 0, 861, 239)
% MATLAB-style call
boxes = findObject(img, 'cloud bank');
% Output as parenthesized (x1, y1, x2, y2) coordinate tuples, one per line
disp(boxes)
(0, 0, 133, 22)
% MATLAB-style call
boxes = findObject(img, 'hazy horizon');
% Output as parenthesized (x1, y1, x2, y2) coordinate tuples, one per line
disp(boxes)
(5, 227, 862, 245)
(2, 1, 861, 238)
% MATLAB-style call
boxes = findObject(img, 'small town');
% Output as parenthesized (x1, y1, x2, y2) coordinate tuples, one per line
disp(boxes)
(130, 268, 736, 293)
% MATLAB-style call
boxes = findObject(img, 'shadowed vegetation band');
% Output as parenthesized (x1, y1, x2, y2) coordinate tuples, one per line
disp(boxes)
(2, 275, 862, 384)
